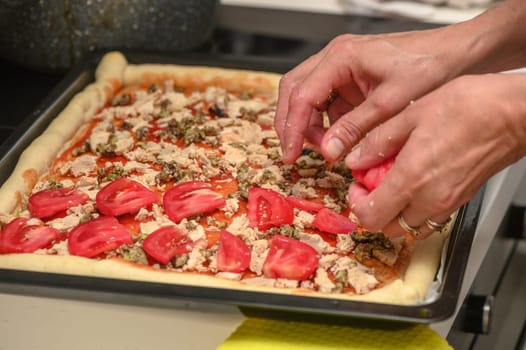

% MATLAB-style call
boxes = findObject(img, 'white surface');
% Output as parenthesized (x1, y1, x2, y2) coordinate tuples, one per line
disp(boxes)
(431, 158, 526, 336)
(220, 0, 488, 24)
(0, 292, 244, 350)
(512, 172, 526, 206)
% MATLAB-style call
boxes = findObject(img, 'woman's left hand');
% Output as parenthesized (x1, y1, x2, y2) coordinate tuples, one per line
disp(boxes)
(347, 73, 526, 239)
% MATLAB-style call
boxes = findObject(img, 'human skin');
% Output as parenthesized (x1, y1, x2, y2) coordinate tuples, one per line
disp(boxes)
(274, 0, 526, 238)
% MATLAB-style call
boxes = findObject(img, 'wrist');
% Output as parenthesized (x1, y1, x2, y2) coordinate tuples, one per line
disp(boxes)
(506, 74, 526, 156)
(450, 0, 526, 74)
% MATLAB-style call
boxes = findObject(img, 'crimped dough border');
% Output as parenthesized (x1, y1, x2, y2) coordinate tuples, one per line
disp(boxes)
(0, 52, 448, 305)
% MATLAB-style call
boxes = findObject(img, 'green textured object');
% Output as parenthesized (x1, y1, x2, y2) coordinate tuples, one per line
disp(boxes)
(218, 317, 453, 350)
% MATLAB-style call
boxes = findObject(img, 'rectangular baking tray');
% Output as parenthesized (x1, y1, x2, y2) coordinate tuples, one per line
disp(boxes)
(0, 52, 483, 324)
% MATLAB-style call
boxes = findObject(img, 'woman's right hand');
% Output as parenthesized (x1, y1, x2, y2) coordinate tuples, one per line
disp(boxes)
(274, 29, 463, 165)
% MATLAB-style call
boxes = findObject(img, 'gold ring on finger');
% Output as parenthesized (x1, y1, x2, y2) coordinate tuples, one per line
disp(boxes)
(425, 216, 452, 233)
(398, 213, 421, 238)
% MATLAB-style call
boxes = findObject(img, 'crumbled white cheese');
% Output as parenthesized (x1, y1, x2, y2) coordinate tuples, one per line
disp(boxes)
(76, 176, 98, 189)
(140, 221, 163, 234)
(335, 234, 355, 254)
(329, 256, 378, 295)
(249, 239, 269, 275)
(323, 195, 342, 213)
(68, 154, 98, 177)
(123, 160, 150, 174)
(226, 98, 266, 118)
(125, 141, 161, 163)
(134, 97, 157, 118)
(135, 208, 152, 221)
(241, 277, 276, 287)
(53, 240, 70, 255)
(300, 280, 314, 290)
(128, 168, 159, 188)
(220, 144, 248, 168)
(156, 143, 189, 168)
(294, 209, 314, 229)
(318, 253, 339, 269)
(184, 243, 208, 272)
(314, 268, 335, 293)
(332, 256, 355, 271)
(26, 218, 42, 226)
(275, 279, 299, 289)
(291, 180, 318, 199)
(347, 266, 378, 294)
(163, 91, 188, 111)
(124, 116, 150, 132)
(105, 105, 138, 120)
(215, 272, 243, 281)
(186, 221, 206, 242)
(297, 232, 334, 254)
(220, 120, 263, 145)
(257, 111, 275, 127)
(227, 214, 258, 242)
(89, 121, 112, 149)
(203, 86, 228, 110)
(60, 179, 75, 188)
(221, 197, 240, 218)
(250, 165, 284, 186)
(68, 202, 95, 217)
(47, 214, 80, 232)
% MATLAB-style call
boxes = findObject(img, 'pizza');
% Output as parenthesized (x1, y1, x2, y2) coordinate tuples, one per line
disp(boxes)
(0, 52, 451, 305)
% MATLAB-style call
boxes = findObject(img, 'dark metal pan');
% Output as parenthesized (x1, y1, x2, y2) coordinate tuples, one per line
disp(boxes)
(0, 52, 483, 323)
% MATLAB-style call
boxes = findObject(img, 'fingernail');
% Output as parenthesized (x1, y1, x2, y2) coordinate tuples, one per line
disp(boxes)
(345, 146, 360, 167)
(325, 137, 345, 160)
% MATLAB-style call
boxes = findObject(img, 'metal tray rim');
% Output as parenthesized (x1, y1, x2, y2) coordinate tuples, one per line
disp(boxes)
(0, 51, 483, 323)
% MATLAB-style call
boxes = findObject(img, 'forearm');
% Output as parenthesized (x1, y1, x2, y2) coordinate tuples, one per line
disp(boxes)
(445, 0, 526, 75)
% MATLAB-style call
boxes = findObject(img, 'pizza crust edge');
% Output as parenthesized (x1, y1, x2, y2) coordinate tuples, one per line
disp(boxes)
(0, 230, 447, 305)
(0, 52, 127, 217)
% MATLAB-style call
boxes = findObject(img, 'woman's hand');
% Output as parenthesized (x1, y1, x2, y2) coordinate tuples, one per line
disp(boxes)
(347, 73, 526, 239)
(274, 0, 526, 239)
(274, 30, 461, 164)
(275, 0, 526, 166)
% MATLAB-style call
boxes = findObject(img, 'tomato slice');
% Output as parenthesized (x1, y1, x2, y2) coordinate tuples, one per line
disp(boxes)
(163, 180, 226, 223)
(142, 226, 195, 265)
(262, 234, 319, 281)
(247, 188, 294, 230)
(0, 218, 60, 254)
(312, 208, 357, 234)
(286, 196, 324, 213)
(352, 156, 395, 191)
(217, 229, 251, 273)
(96, 178, 158, 216)
(67, 216, 133, 258)
(28, 187, 89, 219)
